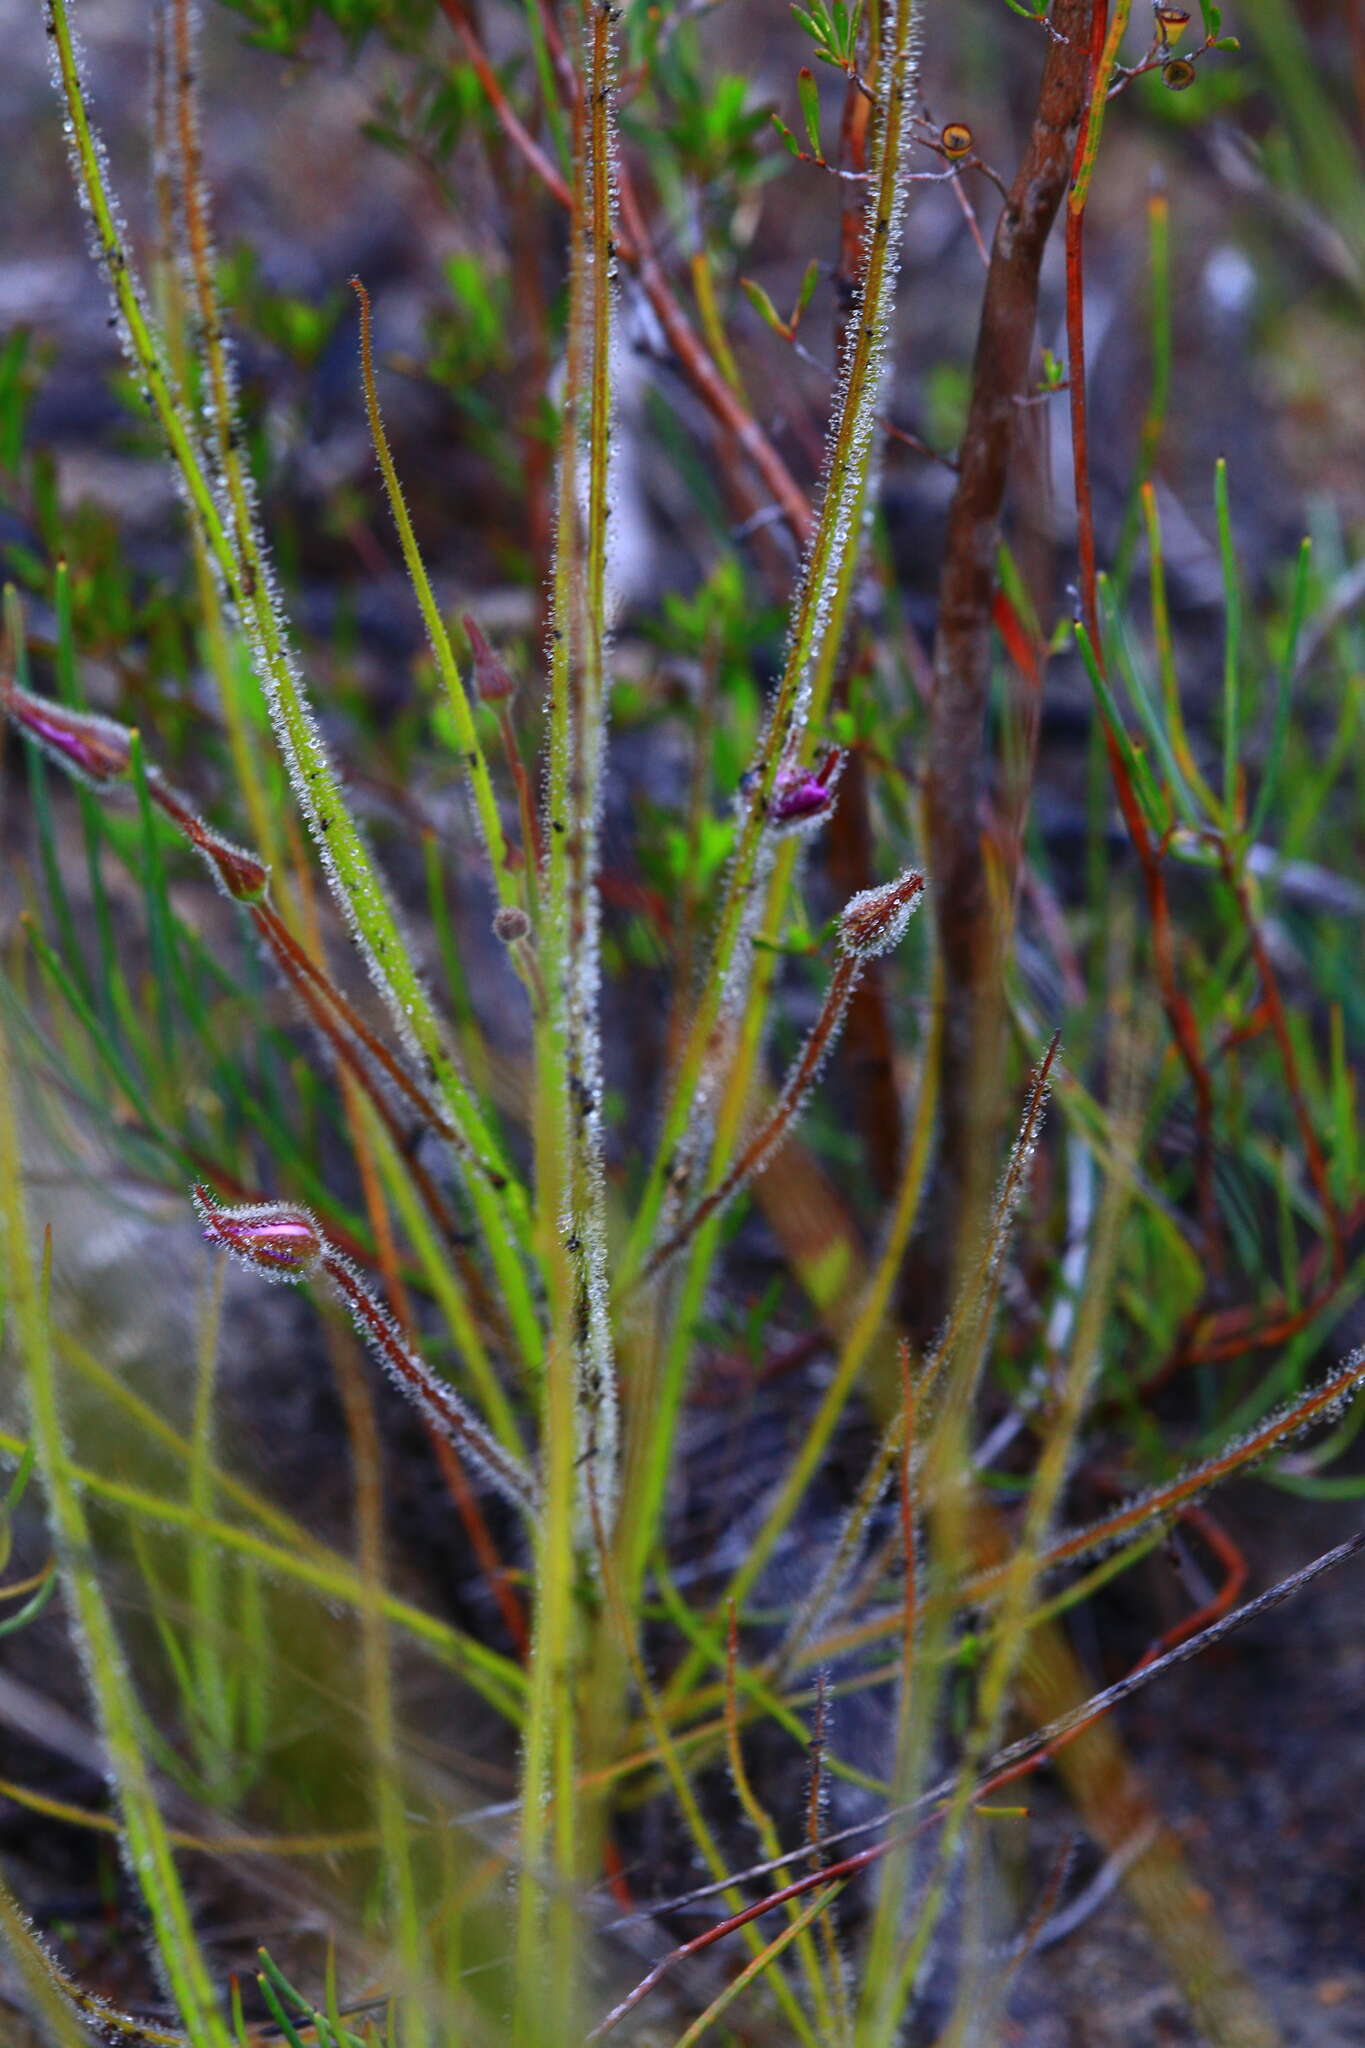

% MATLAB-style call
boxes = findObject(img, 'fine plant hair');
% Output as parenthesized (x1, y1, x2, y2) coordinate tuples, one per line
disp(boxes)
(1, 2, 1362, 2046)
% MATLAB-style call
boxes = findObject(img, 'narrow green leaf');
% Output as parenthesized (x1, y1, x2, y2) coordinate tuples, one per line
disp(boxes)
(0, 1007, 237, 2047)
(1097, 574, 1202, 827)
(741, 276, 791, 338)
(1214, 457, 1243, 825)
(771, 110, 804, 158)
(797, 67, 822, 156)
(1074, 622, 1170, 839)
(792, 256, 821, 327)
(1246, 535, 1309, 843)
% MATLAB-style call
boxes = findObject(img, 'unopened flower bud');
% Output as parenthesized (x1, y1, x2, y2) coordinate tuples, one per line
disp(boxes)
(191, 1186, 323, 1281)
(3, 683, 131, 789)
(838, 868, 925, 958)
(493, 905, 531, 943)
(941, 123, 973, 160)
(770, 769, 833, 826)
(462, 614, 516, 702)
(759, 747, 845, 832)
(188, 822, 270, 903)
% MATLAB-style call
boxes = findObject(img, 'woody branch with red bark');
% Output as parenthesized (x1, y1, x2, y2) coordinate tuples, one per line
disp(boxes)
(913, 0, 1096, 1318)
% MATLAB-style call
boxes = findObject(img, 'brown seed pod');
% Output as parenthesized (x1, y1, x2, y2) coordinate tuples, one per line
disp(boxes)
(1162, 56, 1197, 90)
(493, 905, 531, 944)
(838, 869, 925, 958)
(941, 122, 973, 160)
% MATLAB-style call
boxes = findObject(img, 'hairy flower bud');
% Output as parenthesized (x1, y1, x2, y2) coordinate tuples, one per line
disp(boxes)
(2, 682, 132, 789)
(187, 821, 270, 903)
(191, 1186, 323, 1280)
(493, 905, 531, 944)
(755, 746, 845, 832)
(462, 614, 516, 702)
(838, 868, 925, 957)
(770, 768, 833, 826)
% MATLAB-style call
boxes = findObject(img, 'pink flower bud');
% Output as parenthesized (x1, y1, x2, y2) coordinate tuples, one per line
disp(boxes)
(462, 614, 515, 702)
(3, 682, 131, 789)
(838, 868, 925, 957)
(191, 1186, 323, 1281)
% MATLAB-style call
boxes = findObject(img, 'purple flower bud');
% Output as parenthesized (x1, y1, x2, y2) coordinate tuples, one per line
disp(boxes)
(191, 1186, 323, 1281)
(763, 747, 846, 831)
(3, 682, 131, 789)
(769, 769, 833, 825)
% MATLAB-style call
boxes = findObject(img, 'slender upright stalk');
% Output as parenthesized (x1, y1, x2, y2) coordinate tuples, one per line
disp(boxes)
(516, 1, 620, 2024)
(45, 0, 543, 1358)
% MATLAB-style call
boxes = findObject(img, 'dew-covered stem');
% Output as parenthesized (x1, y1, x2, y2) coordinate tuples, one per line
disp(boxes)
(516, 0, 620, 2017)
(191, 1187, 537, 1518)
(623, 0, 923, 1284)
(642, 873, 924, 1284)
(352, 277, 525, 914)
(45, 0, 542, 1360)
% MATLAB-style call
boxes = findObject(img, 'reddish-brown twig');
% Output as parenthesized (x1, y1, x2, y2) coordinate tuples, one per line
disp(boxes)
(914, 0, 1095, 1329)
(436, 0, 571, 208)
(435, 0, 812, 545)
(1138, 1504, 1247, 1669)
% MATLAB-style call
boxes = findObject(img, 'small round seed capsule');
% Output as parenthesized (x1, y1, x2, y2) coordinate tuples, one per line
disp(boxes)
(1162, 56, 1197, 90)
(941, 122, 973, 160)
(493, 905, 531, 944)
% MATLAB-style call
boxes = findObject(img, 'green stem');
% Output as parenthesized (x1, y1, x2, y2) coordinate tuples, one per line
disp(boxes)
(47, 0, 542, 1359)
(622, 0, 923, 1283)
